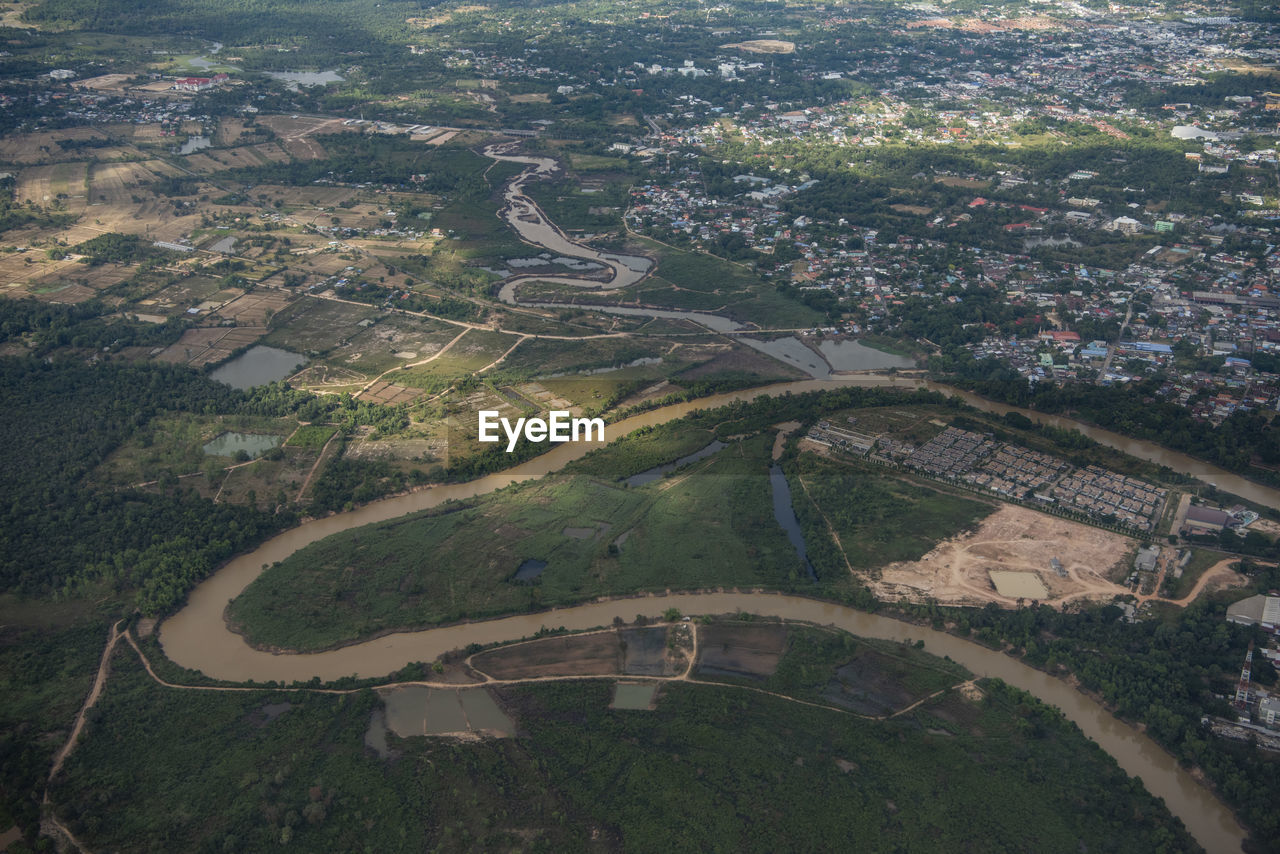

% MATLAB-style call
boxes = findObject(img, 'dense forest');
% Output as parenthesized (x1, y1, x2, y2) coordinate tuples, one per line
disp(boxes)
(901, 579, 1280, 853)
(45, 636, 1199, 853)
(0, 357, 288, 612)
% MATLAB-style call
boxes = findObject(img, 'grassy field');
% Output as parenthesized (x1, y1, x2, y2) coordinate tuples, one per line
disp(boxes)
(486, 335, 670, 382)
(1166, 548, 1223, 600)
(228, 434, 804, 650)
(286, 425, 337, 448)
(788, 453, 995, 577)
(393, 329, 520, 390)
(93, 414, 296, 487)
(567, 420, 718, 480)
(46, 625, 1196, 853)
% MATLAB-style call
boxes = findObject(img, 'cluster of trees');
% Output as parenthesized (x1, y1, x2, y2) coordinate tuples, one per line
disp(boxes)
(306, 456, 424, 515)
(0, 299, 186, 356)
(70, 233, 168, 267)
(902, 572, 1280, 851)
(224, 137, 490, 195)
(0, 357, 290, 612)
(945, 369, 1280, 481)
(330, 281, 482, 322)
(0, 176, 74, 235)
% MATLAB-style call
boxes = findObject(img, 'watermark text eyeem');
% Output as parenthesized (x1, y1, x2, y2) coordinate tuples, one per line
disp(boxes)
(478, 410, 605, 452)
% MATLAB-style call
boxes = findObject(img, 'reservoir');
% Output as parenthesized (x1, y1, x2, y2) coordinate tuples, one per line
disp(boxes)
(178, 135, 211, 155)
(265, 70, 344, 89)
(210, 345, 306, 390)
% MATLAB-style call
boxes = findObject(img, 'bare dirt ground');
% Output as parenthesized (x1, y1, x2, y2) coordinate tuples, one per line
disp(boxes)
(868, 505, 1134, 608)
(695, 623, 787, 679)
(470, 632, 623, 679)
(214, 290, 293, 325)
(155, 326, 267, 367)
(720, 39, 796, 54)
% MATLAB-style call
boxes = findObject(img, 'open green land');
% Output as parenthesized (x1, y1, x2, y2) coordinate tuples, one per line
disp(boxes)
(788, 453, 995, 577)
(567, 420, 718, 481)
(47, 626, 1197, 853)
(393, 329, 519, 390)
(228, 433, 810, 651)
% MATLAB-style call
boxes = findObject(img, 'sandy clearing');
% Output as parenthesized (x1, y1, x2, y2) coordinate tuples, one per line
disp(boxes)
(868, 504, 1134, 608)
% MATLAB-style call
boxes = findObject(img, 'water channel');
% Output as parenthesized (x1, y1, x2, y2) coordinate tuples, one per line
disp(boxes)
(769, 464, 817, 580)
(484, 144, 652, 297)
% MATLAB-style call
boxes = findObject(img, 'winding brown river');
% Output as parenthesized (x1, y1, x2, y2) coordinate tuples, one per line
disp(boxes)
(161, 373, 1262, 853)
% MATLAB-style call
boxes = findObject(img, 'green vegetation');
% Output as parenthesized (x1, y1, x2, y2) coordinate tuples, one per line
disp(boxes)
(285, 425, 337, 449)
(0, 357, 289, 613)
(47, 627, 1196, 853)
(566, 420, 716, 481)
(0, 610, 110, 842)
(788, 454, 994, 577)
(70, 233, 168, 267)
(898, 565, 1280, 852)
(1164, 549, 1226, 601)
(229, 434, 806, 651)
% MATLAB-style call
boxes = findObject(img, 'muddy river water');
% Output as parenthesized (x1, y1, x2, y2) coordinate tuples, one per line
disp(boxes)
(161, 372, 1262, 852)
(160, 147, 1275, 850)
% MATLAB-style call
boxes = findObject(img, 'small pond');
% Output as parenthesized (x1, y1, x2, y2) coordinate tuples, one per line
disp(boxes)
(265, 70, 344, 89)
(381, 686, 514, 737)
(202, 431, 282, 458)
(514, 559, 547, 581)
(178, 135, 211, 155)
(210, 346, 306, 390)
(612, 682, 658, 710)
(769, 464, 816, 581)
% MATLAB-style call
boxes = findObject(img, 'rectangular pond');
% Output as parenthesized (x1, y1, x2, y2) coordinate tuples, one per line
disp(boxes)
(380, 686, 514, 737)
(202, 431, 282, 459)
(209, 345, 306, 390)
(611, 682, 658, 710)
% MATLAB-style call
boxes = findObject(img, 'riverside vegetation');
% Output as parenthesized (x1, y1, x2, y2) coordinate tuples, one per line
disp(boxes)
(46, 622, 1197, 853)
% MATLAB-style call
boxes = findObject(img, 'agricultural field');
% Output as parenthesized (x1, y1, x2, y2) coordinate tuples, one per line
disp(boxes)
(258, 297, 381, 355)
(392, 328, 520, 390)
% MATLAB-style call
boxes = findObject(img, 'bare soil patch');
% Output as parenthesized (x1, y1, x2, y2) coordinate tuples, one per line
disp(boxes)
(868, 504, 1133, 608)
(620, 626, 675, 676)
(721, 39, 796, 54)
(696, 623, 786, 680)
(358, 381, 427, 405)
(470, 632, 623, 679)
